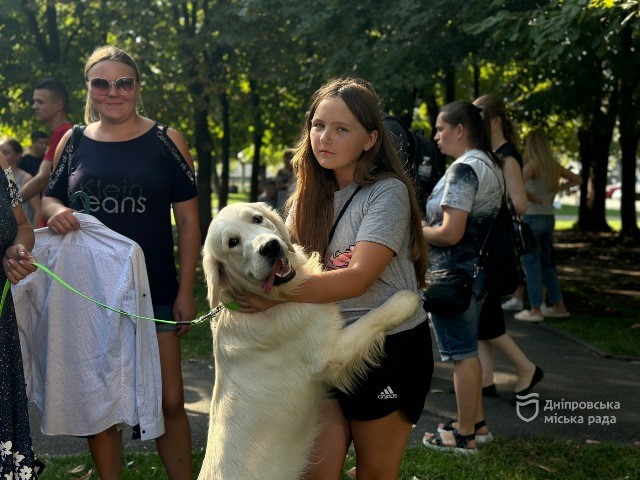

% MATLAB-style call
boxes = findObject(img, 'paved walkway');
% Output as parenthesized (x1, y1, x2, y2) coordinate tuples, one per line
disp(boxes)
(29, 311, 640, 457)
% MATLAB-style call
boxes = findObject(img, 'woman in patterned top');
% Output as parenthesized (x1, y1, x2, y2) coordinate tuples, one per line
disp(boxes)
(0, 152, 43, 478)
(421, 101, 503, 454)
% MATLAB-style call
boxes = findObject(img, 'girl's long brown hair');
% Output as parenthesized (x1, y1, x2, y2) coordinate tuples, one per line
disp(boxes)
(285, 78, 427, 287)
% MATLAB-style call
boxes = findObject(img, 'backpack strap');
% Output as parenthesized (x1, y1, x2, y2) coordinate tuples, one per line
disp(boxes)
(48, 124, 87, 203)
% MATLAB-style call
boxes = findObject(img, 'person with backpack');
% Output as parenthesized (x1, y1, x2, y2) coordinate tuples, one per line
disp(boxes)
(42, 45, 199, 480)
(382, 112, 444, 214)
(421, 101, 502, 454)
(472, 94, 543, 401)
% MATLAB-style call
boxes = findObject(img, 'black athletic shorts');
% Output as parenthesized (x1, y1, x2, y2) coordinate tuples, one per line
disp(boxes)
(332, 320, 434, 425)
(478, 293, 506, 341)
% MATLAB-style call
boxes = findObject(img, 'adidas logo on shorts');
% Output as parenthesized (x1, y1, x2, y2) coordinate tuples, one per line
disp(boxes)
(378, 386, 398, 400)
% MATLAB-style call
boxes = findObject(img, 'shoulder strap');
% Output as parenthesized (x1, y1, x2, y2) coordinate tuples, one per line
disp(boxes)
(472, 158, 508, 270)
(154, 122, 196, 186)
(323, 186, 362, 258)
(47, 124, 86, 196)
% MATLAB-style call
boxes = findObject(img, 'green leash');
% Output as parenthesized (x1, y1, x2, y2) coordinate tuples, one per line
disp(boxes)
(0, 262, 240, 324)
(0, 279, 9, 317)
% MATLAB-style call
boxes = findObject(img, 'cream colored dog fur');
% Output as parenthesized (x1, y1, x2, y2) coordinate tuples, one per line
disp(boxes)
(198, 202, 419, 480)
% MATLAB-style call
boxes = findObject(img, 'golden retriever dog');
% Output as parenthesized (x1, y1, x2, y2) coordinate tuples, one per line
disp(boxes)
(198, 202, 419, 480)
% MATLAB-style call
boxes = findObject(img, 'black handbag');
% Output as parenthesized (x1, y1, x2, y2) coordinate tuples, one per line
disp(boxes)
(422, 269, 473, 315)
(508, 198, 536, 255)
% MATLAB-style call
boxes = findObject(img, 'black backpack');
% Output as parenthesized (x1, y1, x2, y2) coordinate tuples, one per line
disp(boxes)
(478, 199, 523, 296)
(476, 165, 535, 296)
(382, 114, 444, 213)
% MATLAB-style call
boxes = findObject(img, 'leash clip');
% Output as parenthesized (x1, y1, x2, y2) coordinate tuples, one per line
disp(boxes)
(188, 303, 226, 325)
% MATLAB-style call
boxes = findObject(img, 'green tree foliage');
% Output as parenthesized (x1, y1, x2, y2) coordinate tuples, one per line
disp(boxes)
(467, 0, 639, 235)
(1, 0, 638, 238)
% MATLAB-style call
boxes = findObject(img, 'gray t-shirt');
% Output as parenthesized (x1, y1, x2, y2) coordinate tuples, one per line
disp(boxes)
(325, 178, 426, 334)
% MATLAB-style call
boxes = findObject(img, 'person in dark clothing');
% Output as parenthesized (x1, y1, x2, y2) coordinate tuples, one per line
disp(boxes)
(42, 45, 199, 480)
(19, 130, 49, 177)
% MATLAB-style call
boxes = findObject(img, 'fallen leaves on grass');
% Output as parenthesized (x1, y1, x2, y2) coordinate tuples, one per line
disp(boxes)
(77, 469, 93, 480)
(538, 464, 557, 473)
(67, 464, 85, 474)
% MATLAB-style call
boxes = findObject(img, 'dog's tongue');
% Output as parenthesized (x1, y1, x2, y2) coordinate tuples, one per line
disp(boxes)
(262, 259, 284, 294)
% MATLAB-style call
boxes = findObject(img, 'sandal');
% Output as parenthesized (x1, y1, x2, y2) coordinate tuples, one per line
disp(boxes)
(437, 419, 494, 444)
(422, 428, 478, 454)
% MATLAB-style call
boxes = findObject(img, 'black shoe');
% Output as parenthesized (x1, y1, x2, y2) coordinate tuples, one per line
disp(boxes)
(482, 384, 499, 397)
(510, 366, 544, 403)
(448, 384, 499, 397)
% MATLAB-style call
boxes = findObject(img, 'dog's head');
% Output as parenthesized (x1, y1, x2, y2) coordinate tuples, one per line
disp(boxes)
(202, 202, 320, 308)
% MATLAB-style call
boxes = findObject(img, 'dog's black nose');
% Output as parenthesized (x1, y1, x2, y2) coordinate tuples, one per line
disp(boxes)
(259, 239, 282, 259)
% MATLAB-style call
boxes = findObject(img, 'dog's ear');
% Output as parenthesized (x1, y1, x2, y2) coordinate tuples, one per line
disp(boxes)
(202, 252, 222, 308)
(261, 204, 295, 253)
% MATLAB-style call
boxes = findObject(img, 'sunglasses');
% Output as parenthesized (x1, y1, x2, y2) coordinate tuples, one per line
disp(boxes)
(87, 77, 137, 96)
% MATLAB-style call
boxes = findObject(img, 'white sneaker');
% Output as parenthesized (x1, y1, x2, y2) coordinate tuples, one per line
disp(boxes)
(501, 297, 523, 311)
(514, 310, 544, 323)
(542, 306, 570, 318)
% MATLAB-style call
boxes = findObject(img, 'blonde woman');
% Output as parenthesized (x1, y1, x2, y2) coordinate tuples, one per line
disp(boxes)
(514, 130, 582, 322)
(43, 45, 199, 479)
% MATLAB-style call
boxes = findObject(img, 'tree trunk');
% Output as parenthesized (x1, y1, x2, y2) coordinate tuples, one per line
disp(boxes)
(618, 132, 639, 237)
(444, 65, 456, 104)
(218, 92, 230, 211)
(577, 107, 615, 232)
(192, 105, 213, 243)
(250, 79, 262, 202)
(425, 93, 440, 140)
(472, 61, 480, 100)
(616, 24, 640, 238)
(400, 87, 418, 127)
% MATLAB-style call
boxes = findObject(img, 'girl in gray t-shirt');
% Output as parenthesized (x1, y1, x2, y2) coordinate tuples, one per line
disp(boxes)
(240, 77, 433, 479)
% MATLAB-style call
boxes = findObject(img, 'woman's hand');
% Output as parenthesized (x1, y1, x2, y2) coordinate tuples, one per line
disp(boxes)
(233, 291, 284, 313)
(173, 292, 197, 337)
(3, 244, 37, 285)
(47, 208, 81, 234)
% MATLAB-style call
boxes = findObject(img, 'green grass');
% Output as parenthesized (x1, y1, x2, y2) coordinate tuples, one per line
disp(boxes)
(549, 277, 640, 358)
(39, 440, 640, 479)
(554, 203, 625, 218)
(546, 314, 640, 358)
(179, 261, 214, 358)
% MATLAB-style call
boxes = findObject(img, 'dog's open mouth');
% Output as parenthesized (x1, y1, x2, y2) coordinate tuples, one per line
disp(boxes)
(261, 258, 296, 294)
